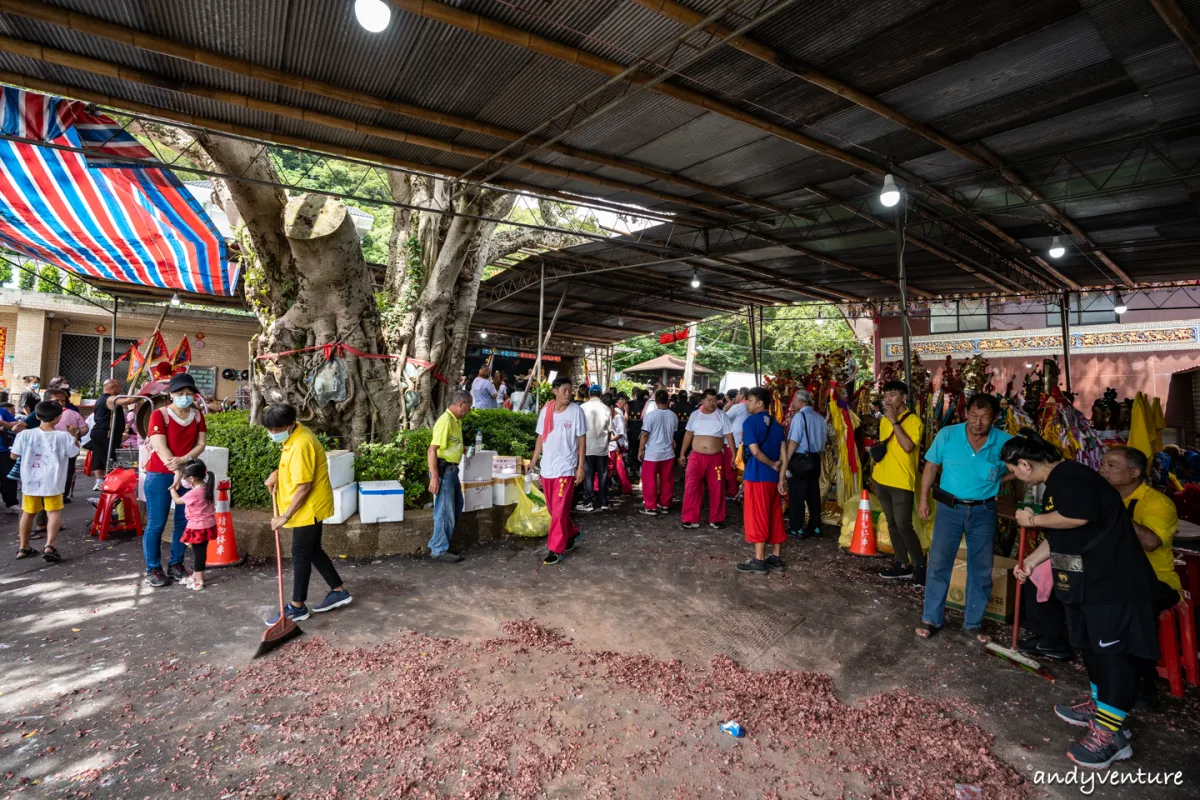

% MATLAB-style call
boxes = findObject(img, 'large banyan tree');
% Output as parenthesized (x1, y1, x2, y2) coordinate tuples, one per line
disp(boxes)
(151, 128, 583, 443)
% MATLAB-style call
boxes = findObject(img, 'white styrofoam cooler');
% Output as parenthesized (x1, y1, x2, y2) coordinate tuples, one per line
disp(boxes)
(199, 446, 229, 483)
(324, 482, 358, 524)
(359, 480, 405, 523)
(463, 480, 493, 512)
(326, 450, 355, 490)
(492, 473, 522, 506)
(461, 449, 495, 483)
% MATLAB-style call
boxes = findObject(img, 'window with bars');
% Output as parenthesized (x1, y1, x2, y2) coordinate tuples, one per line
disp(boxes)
(929, 299, 988, 333)
(57, 333, 140, 394)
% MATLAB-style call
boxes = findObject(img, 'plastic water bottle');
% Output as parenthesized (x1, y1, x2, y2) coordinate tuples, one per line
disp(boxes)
(475, 430, 484, 451)
(524, 473, 533, 494)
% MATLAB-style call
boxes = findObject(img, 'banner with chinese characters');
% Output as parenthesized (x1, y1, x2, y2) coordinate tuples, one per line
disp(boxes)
(882, 320, 1200, 359)
(0, 327, 6, 376)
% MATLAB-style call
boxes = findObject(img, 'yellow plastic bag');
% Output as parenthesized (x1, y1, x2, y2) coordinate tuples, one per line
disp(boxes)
(505, 481, 551, 538)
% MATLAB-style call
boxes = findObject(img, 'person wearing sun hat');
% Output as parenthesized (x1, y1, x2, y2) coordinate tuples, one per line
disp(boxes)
(142, 372, 208, 587)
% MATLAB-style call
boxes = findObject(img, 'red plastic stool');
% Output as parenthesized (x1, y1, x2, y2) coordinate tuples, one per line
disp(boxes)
(88, 468, 142, 542)
(1157, 606, 1184, 698)
(1177, 591, 1199, 686)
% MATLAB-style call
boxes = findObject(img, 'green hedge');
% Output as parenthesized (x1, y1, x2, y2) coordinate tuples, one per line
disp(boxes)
(206, 407, 537, 510)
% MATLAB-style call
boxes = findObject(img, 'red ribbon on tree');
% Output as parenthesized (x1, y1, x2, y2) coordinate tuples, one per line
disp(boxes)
(255, 342, 449, 384)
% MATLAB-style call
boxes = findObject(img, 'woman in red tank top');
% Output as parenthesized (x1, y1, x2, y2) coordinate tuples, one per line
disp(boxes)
(142, 373, 207, 587)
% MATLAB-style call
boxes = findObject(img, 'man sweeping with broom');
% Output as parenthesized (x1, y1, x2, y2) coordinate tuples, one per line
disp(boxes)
(261, 403, 352, 634)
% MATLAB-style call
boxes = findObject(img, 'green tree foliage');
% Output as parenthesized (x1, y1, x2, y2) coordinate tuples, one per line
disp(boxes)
(18, 266, 35, 291)
(0, 260, 11, 287)
(614, 304, 871, 383)
(38, 264, 64, 294)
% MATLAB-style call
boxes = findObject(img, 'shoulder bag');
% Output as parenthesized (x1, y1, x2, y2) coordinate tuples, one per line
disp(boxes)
(869, 411, 910, 463)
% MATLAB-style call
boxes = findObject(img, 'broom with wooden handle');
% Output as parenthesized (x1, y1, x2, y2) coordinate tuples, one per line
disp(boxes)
(985, 526, 1054, 682)
(253, 495, 303, 659)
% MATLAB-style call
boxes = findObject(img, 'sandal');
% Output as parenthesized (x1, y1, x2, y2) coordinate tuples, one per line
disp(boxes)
(965, 628, 993, 644)
(30, 529, 45, 540)
(16, 548, 37, 559)
(914, 622, 940, 639)
(42, 546, 62, 563)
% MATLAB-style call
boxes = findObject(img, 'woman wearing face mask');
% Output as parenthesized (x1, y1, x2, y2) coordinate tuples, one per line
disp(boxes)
(142, 373, 207, 588)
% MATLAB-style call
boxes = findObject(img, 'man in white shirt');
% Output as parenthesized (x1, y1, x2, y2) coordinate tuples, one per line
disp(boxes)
(470, 366, 499, 410)
(781, 389, 829, 539)
(578, 386, 612, 512)
(638, 389, 678, 516)
(528, 376, 588, 565)
(679, 388, 736, 529)
(723, 388, 749, 500)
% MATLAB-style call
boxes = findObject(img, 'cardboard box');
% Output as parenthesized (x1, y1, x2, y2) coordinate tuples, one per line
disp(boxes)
(326, 449, 355, 490)
(324, 482, 358, 524)
(463, 479, 494, 512)
(945, 545, 1018, 623)
(359, 480, 405, 524)
(462, 450, 495, 483)
(492, 473, 523, 506)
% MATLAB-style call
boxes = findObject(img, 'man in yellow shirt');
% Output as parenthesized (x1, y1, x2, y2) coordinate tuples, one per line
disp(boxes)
(263, 403, 350, 624)
(427, 390, 472, 563)
(1099, 445, 1183, 710)
(873, 381, 925, 583)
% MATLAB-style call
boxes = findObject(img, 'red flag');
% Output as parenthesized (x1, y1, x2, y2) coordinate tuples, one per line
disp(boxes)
(674, 328, 689, 341)
(150, 331, 169, 360)
(169, 336, 192, 369)
(658, 332, 677, 345)
(110, 345, 132, 368)
(126, 346, 146, 382)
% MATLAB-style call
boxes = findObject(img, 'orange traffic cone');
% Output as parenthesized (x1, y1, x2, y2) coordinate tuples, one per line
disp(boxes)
(848, 489, 878, 557)
(207, 479, 244, 567)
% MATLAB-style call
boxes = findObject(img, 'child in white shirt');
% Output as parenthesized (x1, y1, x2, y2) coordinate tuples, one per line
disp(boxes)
(12, 401, 80, 562)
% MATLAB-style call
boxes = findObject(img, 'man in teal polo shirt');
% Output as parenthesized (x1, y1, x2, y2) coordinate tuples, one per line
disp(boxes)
(915, 394, 1013, 640)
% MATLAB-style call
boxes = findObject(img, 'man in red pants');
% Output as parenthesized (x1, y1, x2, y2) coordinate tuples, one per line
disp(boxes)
(723, 388, 748, 500)
(739, 387, 787, 573)
(607, 396, 633, 495)
(638, 389, 677, 516)
(528, 376, 587, 566)
(679, 388, 736, 530)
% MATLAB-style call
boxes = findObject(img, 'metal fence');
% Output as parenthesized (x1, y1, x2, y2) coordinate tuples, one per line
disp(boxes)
(57, 333, 139, 393)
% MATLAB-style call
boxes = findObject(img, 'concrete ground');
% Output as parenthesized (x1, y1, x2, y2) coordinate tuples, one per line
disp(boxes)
(0, 483, 1196, 799)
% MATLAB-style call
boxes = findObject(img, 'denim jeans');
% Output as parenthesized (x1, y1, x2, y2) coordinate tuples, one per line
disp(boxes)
(582, 454, 609, 509)
(143, 471, 187, 571)
(428, 464, 462, 557)
(922, 499, 996, 629)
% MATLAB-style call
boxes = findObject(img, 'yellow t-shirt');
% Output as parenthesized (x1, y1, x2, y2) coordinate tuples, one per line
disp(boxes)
(276, 424, 334, 528)
(872, 412, 923, 492)
(430, 409, 464, 464)
(1124, 482, 1181, 593)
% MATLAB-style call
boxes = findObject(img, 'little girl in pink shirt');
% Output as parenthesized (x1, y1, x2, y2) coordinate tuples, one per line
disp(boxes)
(169, 459, 217, 590)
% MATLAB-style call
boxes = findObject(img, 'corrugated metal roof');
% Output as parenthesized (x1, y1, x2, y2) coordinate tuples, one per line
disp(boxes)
(0, 0, 1197, 341)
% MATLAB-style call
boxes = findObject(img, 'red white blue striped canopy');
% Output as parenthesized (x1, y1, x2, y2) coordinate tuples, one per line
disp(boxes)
(0, 87, 234, 298)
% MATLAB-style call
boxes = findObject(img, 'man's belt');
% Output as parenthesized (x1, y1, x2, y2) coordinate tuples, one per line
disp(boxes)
(932, 486, 995, 508)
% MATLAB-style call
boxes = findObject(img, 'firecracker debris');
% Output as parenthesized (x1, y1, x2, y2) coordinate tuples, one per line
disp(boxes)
(0, 495, 1196, 798)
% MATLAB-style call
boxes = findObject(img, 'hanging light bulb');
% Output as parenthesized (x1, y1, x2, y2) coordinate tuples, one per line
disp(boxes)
(690, 270, 700, 289)
(1048, 236, 1065, 259)
(617, 316, 624, 327)
(815, 309, 826, 327)
(170, 292, 181, 306)
(1113, 290, 1127, 315)
(354, 0, 391, 32)
(879, 174, 900, 207)
(480, 330, 488, 339)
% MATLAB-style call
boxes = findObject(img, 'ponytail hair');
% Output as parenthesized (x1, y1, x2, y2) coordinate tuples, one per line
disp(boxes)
(181, 458, 215, 505)
(999, 427, 1063, 466)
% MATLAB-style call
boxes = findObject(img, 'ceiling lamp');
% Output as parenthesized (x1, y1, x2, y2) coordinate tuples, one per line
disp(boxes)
(354, 0, 392, 32)
(1113, 291, 1127, 315)
(879, 174, 900, 207)
(170, 292, 181, 306)
(815, 309, 826, 327)
(1048, 236, 1065, 259)
(617, 316, 624, 327)
(480, 330, 488, 339)
(690, 270, 700, 289)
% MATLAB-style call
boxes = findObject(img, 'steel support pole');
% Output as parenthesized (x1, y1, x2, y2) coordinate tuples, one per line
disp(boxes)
(896, 202, 913, 405)
(747, 306, 760, 387)
(109, 295, 118, 380)
(529, 263, 546, 415)
(1059, 290, 1073, 394)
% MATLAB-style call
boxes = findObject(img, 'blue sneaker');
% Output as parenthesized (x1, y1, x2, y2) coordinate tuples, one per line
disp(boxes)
(312, 589, 353, 613)
(265, 602, 310, 626)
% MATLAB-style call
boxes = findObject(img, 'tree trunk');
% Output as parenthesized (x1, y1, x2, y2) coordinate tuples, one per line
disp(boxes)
(197, 134, 400, 444)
